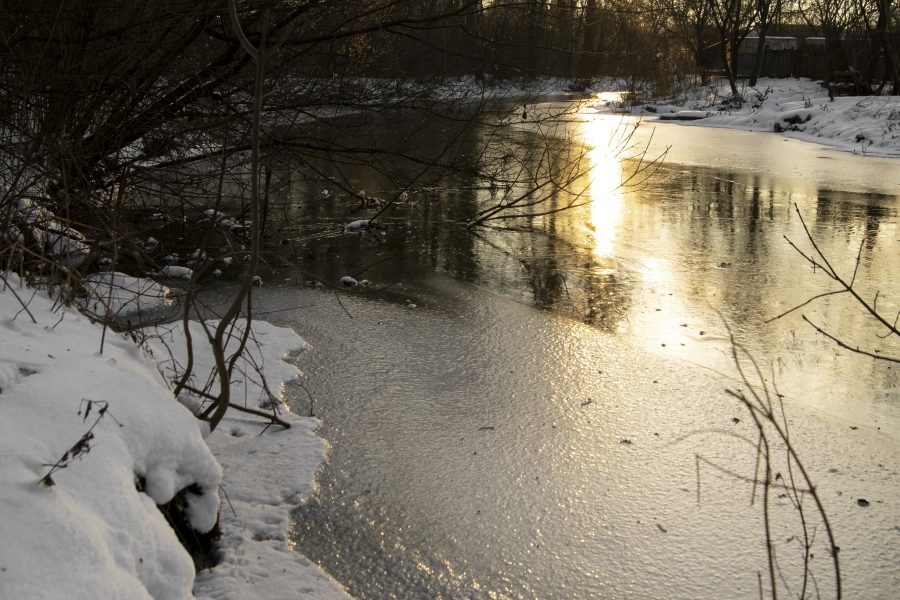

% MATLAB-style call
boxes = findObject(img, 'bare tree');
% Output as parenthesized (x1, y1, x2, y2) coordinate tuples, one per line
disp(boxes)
(657, 0, 717, 83)
(797, 0, 865, 94)
(713, 322, 843, 600)
(749, 0, 784, 86)
(709, 0, 760, 95)
(2, 0, 634, 433)
(857, 0, 900, 92)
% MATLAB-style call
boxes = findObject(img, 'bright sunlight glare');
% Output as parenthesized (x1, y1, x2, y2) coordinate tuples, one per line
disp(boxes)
(578, 111, 627, 260)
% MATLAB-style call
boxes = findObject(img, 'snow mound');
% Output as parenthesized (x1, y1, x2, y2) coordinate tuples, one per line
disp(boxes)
(149, 319, 350, 599)
(0, 273, 222, 599)
(648, 78, 900, 157)
(658, 110, 709, 121)
(161, 265, 194, 280)
(80, 272, 174, 323)
(202, 209, 244, 231)
(192, 410, 350, 600)
(344, 219, 370, 234)
(12, 198, 89, 267)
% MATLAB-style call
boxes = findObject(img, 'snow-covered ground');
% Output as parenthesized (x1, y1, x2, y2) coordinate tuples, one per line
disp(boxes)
(589, 77, 900, 157)
(0, 273, 347, 599)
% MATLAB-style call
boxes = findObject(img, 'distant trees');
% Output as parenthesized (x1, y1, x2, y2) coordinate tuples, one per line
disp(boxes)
(1, 0, 679, 254)
(656, 0, 716, 82)
(2, 1, 895, 298)
(859, 0, 900, 91)
(797, 0, 864, 88)
(708, 0, 760, 94)
(653, 0, 898, 93)
(748, 0, 783, 86)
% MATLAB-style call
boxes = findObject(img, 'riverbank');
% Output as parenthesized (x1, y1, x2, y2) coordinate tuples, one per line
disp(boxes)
(593, 77, 900, 158)
(0, 274, 347, 599)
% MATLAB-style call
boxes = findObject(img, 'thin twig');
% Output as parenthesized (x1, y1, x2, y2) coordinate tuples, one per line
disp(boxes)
(802, 315, 900, 364)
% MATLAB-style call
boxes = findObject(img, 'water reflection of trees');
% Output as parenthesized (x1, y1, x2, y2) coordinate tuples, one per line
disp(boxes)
(814, 189, 896, 253)
(265, 108, 899, 355)
(264, 107, 639, 331)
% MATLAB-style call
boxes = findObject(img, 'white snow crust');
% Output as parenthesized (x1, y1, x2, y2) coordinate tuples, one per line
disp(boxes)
(0, 273, 221, 599)
(149, 318, 349, 599)
(12, 198, 90, 267)
(80, 272, 174, 323)
(162, 265, 195, 280)
(626, 78, 900, 157)
(343, 219, 369, 234)
(0, 274, 347, 599)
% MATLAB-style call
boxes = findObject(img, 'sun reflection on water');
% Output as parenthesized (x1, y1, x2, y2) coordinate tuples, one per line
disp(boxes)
(594, 91, 625, 106)
(576, 109, 688, 347)
(578, 111, 630, 260)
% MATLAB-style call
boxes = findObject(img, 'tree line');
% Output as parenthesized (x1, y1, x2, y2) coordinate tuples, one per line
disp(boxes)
(2, 0, 896, 224)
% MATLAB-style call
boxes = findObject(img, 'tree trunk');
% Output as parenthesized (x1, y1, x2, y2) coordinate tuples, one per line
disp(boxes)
(875, 0, 900, 91)
(749, 31, 767, 86)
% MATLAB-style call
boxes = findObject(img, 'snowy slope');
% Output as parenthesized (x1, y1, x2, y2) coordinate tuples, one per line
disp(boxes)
(0, 274, 347, 599)
(0, 274, 221, 599)
(596, 78, 900, 157)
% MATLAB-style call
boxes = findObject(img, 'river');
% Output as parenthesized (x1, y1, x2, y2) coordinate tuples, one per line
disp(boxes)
(249, 101, 898, 599)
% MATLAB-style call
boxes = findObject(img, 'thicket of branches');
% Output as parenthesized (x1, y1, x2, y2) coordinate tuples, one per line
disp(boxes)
(0, 1, 620, 432)
(1, 0, 895, 236)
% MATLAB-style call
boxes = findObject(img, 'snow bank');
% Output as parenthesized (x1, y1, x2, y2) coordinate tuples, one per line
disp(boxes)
(597, 78, 900, 157)
(0, 274, 347, 598)
(162, 265, 194, 280)
(429, 75, 593, 102)
(192, 409, 350, 600)
(0, 273, 221, 599)
(80, 271, 175, 324)
(690, 79, 900, 156)
(149, 319, 349, 599)
(11, 198, 90, 267)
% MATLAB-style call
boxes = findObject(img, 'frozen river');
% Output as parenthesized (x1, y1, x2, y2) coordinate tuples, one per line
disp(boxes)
(251, 105, 899, 598)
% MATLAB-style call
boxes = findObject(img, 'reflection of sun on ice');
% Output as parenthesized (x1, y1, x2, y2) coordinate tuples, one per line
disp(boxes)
(587, 157, 624, 259)
(639, 257, 670, 284)
(594, 91, 624, 106)
(578, 113, 628, 259)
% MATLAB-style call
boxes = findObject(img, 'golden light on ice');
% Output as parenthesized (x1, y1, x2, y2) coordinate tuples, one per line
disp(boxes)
(578, 112, 629, 259)
(594, 91, 623, 105)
